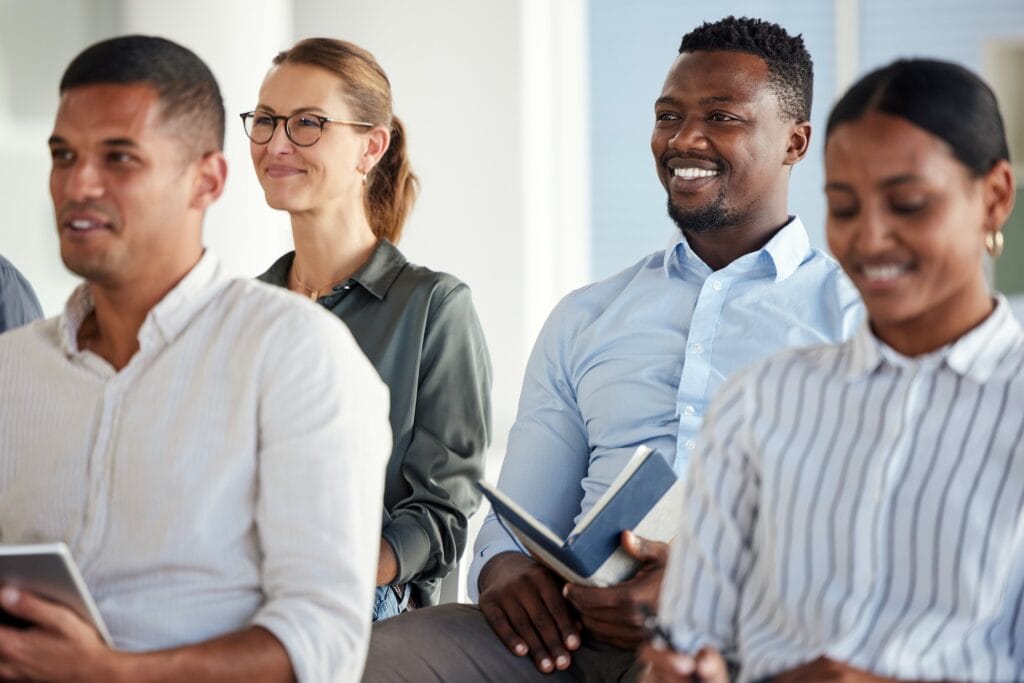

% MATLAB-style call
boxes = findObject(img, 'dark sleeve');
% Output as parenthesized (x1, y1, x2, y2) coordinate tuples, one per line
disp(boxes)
(381, 283, 492, 586)
(0, 262, 44, 333)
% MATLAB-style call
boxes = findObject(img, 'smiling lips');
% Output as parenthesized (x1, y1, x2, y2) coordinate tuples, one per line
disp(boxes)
(857, 262, 912, 289)
(60, 210, 113, 236)
(673, 167, 720, 180)
(667, 159, 722, 191)
(264, 165, 305, 178)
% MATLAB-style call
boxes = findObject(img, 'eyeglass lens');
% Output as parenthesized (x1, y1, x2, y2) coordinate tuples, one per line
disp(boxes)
(244, 112, 324, 146)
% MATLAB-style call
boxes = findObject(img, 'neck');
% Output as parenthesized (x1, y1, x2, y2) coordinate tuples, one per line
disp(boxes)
(79, 251, 202, 370)
(873, 279, 995, 357)
(685, 208, 791, 271)
(289, 207, 378, 297)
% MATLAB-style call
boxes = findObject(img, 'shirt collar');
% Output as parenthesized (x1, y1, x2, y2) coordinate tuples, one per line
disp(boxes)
(350, 239, 407, 300)
(59, 251, 227, 356)
(256, 240, 406, 301)
(663, 215, 810, 282)
(844, 294, 1022, 382)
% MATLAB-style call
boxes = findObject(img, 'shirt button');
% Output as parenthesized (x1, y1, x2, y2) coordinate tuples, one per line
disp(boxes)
(684, 405, 696, 416)
(711, 280, 722, 291)
(691, 343, 704, 354)
(684, 439, 696, 450)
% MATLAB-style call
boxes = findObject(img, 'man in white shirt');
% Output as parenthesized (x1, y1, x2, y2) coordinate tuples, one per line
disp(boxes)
(0, 35, 391, 683)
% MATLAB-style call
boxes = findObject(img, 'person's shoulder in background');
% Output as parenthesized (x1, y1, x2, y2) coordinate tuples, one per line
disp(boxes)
(0, 255, 44, 333)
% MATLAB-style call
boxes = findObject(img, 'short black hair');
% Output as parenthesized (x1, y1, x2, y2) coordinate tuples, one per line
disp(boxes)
(826, 58, 1009, 177)
(679, 16, 813, 122)
(60, 35, 225, 154)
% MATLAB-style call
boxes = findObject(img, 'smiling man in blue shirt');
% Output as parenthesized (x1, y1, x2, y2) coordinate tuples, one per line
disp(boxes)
(364, 16, 862, 682)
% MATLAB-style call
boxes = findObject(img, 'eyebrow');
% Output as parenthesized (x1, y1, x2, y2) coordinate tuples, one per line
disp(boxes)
(47, 135, 140, 148)
(878, 173, 924, 188)
(655, 94, 738, 107)
(255, 104, 328, 116)
(825, 174, 925, 193)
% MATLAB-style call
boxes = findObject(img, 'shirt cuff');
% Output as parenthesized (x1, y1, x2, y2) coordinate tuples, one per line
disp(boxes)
(251, 601, 367, 683)
(381, 515, 433, 586)
(466, 511, 526, 601)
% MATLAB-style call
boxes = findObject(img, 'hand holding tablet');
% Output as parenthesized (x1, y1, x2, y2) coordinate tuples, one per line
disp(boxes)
(0, 542, 111, 645)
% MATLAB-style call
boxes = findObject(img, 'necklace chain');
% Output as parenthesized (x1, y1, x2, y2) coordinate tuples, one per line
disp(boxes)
(291, 262, 348, 301)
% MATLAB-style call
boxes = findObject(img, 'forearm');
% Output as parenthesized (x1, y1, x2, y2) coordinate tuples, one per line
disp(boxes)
(376, 537, 398, 586)
(382, 446, 481, 585)
(110, 626, 294, 683)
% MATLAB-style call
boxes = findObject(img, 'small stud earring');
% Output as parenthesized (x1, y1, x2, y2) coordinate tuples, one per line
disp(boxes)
(985, 231, 1005, 259)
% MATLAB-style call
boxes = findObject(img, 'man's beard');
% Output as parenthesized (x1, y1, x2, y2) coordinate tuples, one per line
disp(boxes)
(666, 185, 739, 233)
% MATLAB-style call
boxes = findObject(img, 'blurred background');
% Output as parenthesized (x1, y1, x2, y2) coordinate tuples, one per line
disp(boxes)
(2, 0, 1023, 594)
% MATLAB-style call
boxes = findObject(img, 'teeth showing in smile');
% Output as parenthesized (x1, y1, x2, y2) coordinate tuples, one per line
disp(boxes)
(70, 219, 95, 230)
(861, 264, 907, 281)
(674, 167, 719, 180)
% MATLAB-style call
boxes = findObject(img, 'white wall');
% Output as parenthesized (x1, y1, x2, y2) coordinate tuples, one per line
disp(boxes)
(122, 0, 296, 280)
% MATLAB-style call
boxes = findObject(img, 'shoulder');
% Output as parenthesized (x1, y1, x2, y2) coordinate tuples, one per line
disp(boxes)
(0, 254, 15, 276)
(796, 248, 858, 299)
(0, 255, 32, 288)
(0, 316, 62, 367)
(387, 257, 481, 328)
(395, 260, 466, 299)
(543, 251, 661, 332)
(789, 247, 865, 333)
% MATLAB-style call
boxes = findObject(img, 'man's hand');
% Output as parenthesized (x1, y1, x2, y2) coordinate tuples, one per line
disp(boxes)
(0, 586, 119, 683)
(562, 530, 669, 650)
(478, 551, 581, 674)
(638, 642, 730, 683)
(772, 657, 921, 682)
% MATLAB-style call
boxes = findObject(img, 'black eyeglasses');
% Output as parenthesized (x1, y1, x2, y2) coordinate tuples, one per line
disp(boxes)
(240, 110, 373, 147)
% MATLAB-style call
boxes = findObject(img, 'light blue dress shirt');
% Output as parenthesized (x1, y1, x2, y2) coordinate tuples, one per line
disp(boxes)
(468, 217, 863, 598)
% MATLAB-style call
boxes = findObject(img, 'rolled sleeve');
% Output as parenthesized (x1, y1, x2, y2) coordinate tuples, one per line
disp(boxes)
(250, 306, 391, 683)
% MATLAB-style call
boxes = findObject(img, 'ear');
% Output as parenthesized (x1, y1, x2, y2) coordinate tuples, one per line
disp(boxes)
(982, 159, 1016, 234)
(190, 151, 228, 211)
(783, 121, 812, 166)
(358, 125, 391, 174)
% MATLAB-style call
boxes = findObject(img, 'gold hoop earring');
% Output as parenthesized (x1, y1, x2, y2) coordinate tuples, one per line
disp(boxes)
(985, 231, 1005, 259)
(362, 171, 368, 185)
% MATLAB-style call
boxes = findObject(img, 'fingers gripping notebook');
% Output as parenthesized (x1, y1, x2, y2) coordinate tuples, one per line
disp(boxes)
(478, 445, 684, 587)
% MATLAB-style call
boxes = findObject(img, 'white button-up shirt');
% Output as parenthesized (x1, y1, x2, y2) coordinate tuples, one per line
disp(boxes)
(661, 296, 1024, 683)
(0, 252, 391, 683)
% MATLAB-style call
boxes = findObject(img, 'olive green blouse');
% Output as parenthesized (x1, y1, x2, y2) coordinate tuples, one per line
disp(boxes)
(259, 240, 492, 606)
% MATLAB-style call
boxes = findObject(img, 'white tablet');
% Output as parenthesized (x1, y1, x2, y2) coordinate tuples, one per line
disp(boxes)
(0, 542, 112, 645)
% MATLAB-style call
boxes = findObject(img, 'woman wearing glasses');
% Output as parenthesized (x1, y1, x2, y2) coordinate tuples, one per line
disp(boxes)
(242, 38, 492, 622)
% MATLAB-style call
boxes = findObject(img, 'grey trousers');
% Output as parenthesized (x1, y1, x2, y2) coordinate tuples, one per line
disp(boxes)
(361, 603, 643, 683)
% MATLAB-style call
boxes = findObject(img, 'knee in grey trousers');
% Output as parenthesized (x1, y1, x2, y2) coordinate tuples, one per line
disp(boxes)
(361, 603, 643, 683)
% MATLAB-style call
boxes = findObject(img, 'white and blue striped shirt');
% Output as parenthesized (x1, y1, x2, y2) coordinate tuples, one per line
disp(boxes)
(660, 296, 1024, 683)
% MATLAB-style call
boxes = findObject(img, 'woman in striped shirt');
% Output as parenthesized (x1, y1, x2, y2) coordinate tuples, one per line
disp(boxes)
(643, 59, 1019, 682)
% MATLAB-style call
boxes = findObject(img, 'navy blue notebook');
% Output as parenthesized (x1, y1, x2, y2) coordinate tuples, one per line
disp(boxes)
(478, 445, 683, 586)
